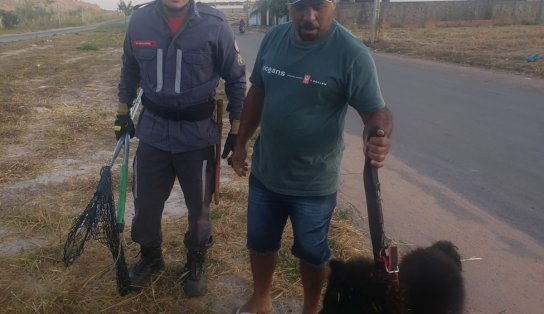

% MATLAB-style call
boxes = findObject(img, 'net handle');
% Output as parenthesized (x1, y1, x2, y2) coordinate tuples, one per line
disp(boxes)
(116, 134, 130, 227)
(109, 89, 142, 168)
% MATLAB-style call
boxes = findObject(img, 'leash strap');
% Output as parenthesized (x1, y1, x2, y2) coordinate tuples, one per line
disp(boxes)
(381, 246, 399, 274)
(363, 126, 399, 275)
(364, 125, 388, 260)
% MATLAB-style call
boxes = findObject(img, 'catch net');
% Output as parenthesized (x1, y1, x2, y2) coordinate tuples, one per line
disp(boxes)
(63, 166, 131, 295)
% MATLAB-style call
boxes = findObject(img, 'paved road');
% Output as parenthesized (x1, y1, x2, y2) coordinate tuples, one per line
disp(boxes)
(236, 30, 544, 313)
(0, 19, 124, 43)
(345, 54, 544, 244)
(341, 53, 544, 313)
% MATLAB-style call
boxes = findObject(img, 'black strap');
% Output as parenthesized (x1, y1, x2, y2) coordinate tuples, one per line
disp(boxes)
(142, 95, 215, 122)
(364, 129, 400, 277)
(363, 125, 388, 262)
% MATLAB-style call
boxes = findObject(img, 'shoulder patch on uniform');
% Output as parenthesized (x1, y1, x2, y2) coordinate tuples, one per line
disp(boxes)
(235, 40, 244, 65)
(237, 53, 245, 66)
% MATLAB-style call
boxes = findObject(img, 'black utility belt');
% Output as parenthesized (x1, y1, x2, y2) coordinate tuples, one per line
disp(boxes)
(142, 95, 215, 122)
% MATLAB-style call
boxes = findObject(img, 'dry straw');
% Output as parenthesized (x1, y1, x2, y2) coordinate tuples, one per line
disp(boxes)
(6, 20, 539, 313)
(0, 25, 371, 313)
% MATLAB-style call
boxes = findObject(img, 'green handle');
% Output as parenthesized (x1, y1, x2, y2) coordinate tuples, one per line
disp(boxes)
(117, 163, 128, 226)
(116, 134, 130, 228)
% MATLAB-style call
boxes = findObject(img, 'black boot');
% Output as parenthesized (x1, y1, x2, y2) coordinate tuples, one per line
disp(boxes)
(183, 250, 207, 297)
(129, 246, 165, 289)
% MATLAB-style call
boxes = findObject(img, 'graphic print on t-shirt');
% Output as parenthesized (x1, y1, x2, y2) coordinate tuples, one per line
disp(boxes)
(261, 64, 327, 86)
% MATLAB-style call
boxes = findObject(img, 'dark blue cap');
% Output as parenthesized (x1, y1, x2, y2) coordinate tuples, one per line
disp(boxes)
(288, 0, 333, 5)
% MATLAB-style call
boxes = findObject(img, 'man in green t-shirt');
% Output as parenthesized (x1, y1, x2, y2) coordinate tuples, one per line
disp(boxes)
(231, 0, 393, 312)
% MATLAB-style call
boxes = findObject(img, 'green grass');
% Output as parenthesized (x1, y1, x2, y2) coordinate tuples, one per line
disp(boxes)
(277, 246, 300, 283)
(77, 42, 99, 51)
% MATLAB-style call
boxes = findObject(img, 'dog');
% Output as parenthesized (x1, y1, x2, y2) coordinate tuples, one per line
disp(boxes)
(320, 241, 465, 314)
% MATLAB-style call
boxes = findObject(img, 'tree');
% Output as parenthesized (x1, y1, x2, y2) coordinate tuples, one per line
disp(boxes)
(0, 10, 20, 28)
(16, 0, 38, 24)
(43, 0, 56, 24)
(252, 0, 288, 26)
(117, 0, 133, 24)
(268, 0, 288, 22)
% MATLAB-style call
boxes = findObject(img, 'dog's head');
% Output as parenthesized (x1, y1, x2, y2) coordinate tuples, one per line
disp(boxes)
(429, 240, 463, 270)
(399, 240, 465, 314)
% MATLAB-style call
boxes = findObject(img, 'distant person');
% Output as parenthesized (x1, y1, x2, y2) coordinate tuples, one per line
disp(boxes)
(115, 0, 245, 296)
(230, 0, 393, 313)
(239, 18, 246, 33)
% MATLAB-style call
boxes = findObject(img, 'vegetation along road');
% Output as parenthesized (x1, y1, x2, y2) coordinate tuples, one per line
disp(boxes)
(0, 18, 124, 43)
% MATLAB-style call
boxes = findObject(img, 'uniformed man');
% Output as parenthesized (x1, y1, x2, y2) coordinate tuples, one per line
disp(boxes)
(115, 0, 246, 296)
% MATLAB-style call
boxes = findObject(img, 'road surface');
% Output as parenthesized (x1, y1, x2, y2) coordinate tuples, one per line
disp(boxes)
(0, 19, 123, 43)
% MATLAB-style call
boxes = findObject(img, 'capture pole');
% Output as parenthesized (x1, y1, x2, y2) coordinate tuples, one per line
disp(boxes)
(214, 99, 224, 205)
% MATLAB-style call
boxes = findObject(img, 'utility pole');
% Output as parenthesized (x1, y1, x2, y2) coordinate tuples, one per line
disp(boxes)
(247, 0, 250, 26)
(539, 0, 544, 25)
(370, 0, 381, 44)
(266, 0, 269, 26)
(57, 2, 61, 26)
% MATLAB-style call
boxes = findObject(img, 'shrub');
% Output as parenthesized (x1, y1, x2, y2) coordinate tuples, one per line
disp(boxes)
(0, 10, 20, 29)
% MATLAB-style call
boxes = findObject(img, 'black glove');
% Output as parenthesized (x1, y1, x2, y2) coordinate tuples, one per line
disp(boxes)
(114, 114, 135, 141)
(221, 119, 240, 160)
(221, 133, 237, 159)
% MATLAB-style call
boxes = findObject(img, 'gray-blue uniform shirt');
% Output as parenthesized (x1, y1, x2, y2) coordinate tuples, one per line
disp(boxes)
(118, 0, 246, 153)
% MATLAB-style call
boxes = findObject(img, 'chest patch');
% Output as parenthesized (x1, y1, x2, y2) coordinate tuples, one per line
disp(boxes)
(132, 40, 158, 48)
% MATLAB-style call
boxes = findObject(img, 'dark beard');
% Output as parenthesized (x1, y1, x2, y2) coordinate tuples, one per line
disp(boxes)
(297, 25, 319, 42)
(299, 33, 317, 42)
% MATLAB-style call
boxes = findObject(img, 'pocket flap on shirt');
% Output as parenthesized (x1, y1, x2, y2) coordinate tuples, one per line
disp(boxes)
(183, 53, 210, 65)
(133, 48, 156, 60)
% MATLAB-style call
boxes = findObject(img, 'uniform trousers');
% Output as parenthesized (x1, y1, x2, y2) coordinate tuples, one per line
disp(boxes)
(131, 141, 215, 251)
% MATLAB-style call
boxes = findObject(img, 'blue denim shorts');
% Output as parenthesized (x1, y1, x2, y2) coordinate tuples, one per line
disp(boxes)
(246, 174, 337, 266)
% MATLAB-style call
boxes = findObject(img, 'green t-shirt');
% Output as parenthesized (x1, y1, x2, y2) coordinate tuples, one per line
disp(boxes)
(250, 21, 385, 196)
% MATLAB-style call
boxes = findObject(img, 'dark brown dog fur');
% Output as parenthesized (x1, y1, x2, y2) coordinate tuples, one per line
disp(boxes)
(321, 241, 464, 314)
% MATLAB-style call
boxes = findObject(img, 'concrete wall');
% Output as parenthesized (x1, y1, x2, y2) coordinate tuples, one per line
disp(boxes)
(492, 1, 542, 23)
(335, 0, 544, 26)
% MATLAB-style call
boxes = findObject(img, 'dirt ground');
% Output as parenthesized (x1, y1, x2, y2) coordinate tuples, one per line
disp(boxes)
(1, 22, 544, 313)
(340, 131, 544, 313)
(0, 24, 368, 313)
(368, 24, 544, 79)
